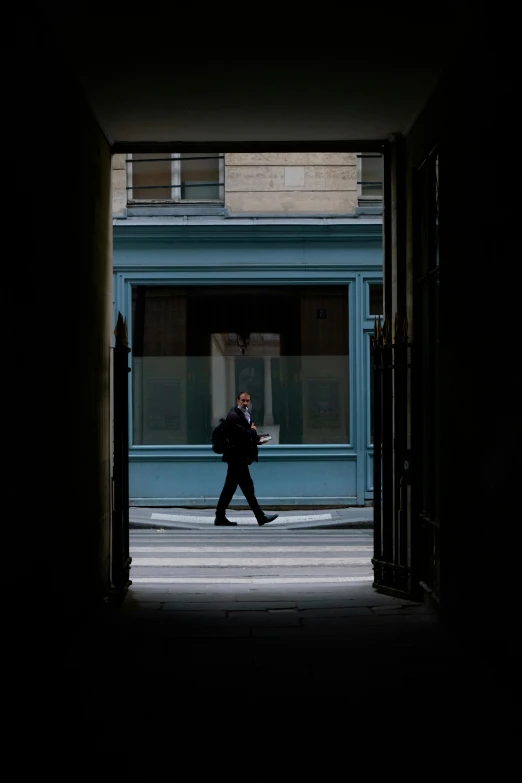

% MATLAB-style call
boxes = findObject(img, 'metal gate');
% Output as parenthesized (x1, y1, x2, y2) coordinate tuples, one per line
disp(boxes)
(371, 142, 440, 603)
(371, 315, 415, 598)
(111, 311, 132, 597)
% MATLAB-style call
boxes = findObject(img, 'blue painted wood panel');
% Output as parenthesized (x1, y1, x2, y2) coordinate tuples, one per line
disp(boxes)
(129, 454, 358, 507)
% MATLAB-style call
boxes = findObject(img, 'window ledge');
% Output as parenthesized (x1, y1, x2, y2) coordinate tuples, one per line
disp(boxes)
(127, 205, 227, 217)
(355, 206, 383, 216)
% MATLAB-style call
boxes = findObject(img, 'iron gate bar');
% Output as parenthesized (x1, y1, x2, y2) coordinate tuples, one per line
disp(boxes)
(394, 332, 409, 581)
(382, 337, 394, 570)
(372, 329, 382, 564)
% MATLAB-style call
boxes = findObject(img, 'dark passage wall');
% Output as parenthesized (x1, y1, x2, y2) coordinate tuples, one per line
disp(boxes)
(16, 8, 114, 612)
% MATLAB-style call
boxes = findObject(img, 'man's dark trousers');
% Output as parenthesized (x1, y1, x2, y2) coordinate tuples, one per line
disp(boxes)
(216, 460, 263, 520)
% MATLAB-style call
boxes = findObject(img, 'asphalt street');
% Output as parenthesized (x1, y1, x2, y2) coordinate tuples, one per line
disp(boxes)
(129, 526, 375, 585)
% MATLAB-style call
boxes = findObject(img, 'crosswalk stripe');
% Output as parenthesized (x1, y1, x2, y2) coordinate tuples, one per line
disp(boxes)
(131, 557, 371, 566)
(130, 576, 374, 584)
(131, 546, 372, 553)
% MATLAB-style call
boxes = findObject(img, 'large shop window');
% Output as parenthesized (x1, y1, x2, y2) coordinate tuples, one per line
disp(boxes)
(131, 285, 350, 446)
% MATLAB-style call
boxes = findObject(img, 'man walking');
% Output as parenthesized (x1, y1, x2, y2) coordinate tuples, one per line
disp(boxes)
(215, 391, 278, 527)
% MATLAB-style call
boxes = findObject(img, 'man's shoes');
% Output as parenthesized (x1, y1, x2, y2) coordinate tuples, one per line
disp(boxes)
(214, 516, 237, 526)
(258, 513, 278, 526)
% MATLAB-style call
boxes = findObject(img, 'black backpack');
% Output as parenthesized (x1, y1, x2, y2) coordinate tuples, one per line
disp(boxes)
(211, 418, 230, 454)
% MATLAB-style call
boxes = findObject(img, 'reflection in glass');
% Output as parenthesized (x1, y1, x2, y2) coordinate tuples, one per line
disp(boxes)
(369, 283, 383, 315)
(129, 153, 172, 200)
(180, 153, 220, 200)
(361, 154, 383, 199)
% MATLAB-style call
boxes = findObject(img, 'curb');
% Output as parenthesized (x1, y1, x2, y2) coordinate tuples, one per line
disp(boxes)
(130, 518, 373, 531)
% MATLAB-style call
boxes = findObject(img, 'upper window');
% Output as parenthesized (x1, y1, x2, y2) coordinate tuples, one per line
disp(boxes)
(357, 153, 383, 204)
(127, 153, 224, 203)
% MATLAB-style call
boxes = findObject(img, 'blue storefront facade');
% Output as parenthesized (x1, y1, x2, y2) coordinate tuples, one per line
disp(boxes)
(112, 218, 383, 508)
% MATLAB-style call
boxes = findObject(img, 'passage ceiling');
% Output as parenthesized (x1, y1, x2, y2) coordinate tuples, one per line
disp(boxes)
(40, 1, 484, 149)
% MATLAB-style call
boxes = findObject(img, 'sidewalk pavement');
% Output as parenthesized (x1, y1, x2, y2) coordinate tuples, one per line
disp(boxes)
(129, 505, 374, 530)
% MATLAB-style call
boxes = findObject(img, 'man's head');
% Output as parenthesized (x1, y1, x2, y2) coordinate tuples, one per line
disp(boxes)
(237, 391, 251, 411)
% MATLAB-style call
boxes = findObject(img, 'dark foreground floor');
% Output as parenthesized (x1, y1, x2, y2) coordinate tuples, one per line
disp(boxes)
(27, 579, 519, 770)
